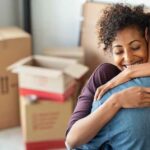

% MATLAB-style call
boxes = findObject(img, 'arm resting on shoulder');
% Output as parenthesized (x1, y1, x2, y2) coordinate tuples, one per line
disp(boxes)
(100, 63, 150, 95)
(128, 62, 150, 77)
(112, 63, 150, 87)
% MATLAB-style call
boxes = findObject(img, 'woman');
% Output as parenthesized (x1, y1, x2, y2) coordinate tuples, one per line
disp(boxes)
(66, 4, 150, 149)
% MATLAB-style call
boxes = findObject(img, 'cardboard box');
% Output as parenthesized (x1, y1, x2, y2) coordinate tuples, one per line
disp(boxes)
(43, 47, 87, 106)
(81, 2, 113, 75)
(0, 27, 31, 129)
(0, 27, 32, 71)
(0, 71, 20, 129)
(43, 47, 88, 97)
(9, 55, 89, 102)
(20, 96, 74, 150)
(82, 2, 109, 24)
(44, 47, 85, 64)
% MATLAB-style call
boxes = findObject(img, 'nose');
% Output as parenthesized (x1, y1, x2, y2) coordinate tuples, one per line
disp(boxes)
(124, 50, 134, 64)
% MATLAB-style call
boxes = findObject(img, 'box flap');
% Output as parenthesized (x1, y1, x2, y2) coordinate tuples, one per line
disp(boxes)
(7, 56, 32, 72)
(8, 64, 62, 78)
(64, 63, 89, 79)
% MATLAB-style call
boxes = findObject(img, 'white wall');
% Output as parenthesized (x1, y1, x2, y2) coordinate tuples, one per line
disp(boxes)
(95, 0, 150, 7)
(31, 0, 85, 54)
(0, 0, 19, 27)
(31, 0, 150, 54)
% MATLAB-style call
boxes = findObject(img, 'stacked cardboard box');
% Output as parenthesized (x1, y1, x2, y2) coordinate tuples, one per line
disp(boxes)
(9, 55, 89, 149)
(20, 96, 74, 150)
(0, 27, 31, 129)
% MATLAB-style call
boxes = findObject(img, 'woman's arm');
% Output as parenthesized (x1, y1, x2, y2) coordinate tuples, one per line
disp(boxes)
(66, 85, 150, 149)
(66, 94, 121, 148)
(66, 63, 121, 148)
(95, 62, 150, 100)
(66, 63, 121, 135)
(128, 62, 150, 77)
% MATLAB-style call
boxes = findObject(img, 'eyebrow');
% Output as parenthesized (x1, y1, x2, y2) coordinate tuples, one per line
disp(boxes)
(128, 40, 141, 45)
(112, 40, 141, 49)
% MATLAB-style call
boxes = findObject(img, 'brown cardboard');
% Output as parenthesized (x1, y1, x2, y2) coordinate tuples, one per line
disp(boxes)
(82, 2, 109, 24)
(81, 2, 113, 75)
(0, 27, 31, 71)
(20, 96, 74, 149)
(0, 71, 20, 128)
(44, 47, 85, 64)
(9, 55, 89, 101)
(0, 27, 31, 129)
(43, 47, 88, 99)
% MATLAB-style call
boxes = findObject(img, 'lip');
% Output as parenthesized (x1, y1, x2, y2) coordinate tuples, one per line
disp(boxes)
(122, 60, 143, 69)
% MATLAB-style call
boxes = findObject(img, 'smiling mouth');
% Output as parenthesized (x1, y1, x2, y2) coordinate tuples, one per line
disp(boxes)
(123, 60, 143, 69)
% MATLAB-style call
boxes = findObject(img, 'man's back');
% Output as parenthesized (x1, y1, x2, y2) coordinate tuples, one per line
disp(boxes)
(77, 77, 150, 150)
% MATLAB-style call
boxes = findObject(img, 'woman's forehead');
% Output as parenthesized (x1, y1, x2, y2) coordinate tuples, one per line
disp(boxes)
(113, 27, 145, 46)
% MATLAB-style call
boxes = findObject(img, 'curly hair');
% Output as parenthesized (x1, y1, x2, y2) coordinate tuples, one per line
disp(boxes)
(97, 3, 150, 52)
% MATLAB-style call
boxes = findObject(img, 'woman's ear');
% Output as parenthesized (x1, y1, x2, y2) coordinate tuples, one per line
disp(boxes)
(145, 27, 149, 42)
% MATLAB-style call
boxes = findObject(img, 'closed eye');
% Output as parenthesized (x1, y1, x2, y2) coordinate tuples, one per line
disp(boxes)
(114, 50, 123, 55)
(132, 46, 140, 51)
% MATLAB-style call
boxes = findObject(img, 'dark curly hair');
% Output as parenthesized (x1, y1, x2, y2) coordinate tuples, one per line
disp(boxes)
(97, 3, 150, 52)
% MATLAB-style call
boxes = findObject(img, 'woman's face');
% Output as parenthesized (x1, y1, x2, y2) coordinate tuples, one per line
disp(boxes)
(112, 26, 148, 70)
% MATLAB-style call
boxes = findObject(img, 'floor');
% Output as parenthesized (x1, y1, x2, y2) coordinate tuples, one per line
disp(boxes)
(0, 127, 66, 150)
(0, 127, 25, 150)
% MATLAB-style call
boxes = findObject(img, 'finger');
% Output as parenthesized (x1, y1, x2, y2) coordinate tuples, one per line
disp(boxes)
(143, 87, 150, 93)
(94, 90, 99, 101)
(141, 95, 150, 103)
(97, 90, 104, 100)
(98, 89, 107, 99)
(140, 102, 150, 108)
(97, 87, 108, 100)
(144, 92, 150, 98)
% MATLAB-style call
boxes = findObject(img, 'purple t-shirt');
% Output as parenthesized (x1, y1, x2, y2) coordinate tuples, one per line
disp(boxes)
(66, 63, 121, 135)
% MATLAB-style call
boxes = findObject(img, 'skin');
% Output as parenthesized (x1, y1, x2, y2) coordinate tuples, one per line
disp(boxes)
(66, 26, 150, 149)
(112, 26, 148, 70)
(94, 26, 150, 100)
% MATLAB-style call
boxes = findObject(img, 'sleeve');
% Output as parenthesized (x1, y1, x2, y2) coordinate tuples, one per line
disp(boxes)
(66, 63, 121, 135)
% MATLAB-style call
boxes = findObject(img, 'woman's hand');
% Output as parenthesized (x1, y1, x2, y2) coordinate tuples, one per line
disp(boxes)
(94, 68, 132, 100)
(94, 82, 113, 101)
(116, 86, 150, 108)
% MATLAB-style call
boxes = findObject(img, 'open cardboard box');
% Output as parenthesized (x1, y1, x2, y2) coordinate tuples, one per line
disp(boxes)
(8, 55, 89, 102)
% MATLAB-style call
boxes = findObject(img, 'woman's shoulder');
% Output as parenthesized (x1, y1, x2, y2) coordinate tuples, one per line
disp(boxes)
(86, 63, 121, 92)
(95, 63, 119, 73)
(92, 63, 121, 78)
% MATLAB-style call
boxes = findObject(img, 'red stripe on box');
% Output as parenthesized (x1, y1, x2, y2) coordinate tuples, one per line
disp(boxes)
(26, 140, 65, 150)
(19, 82, 76, 102)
